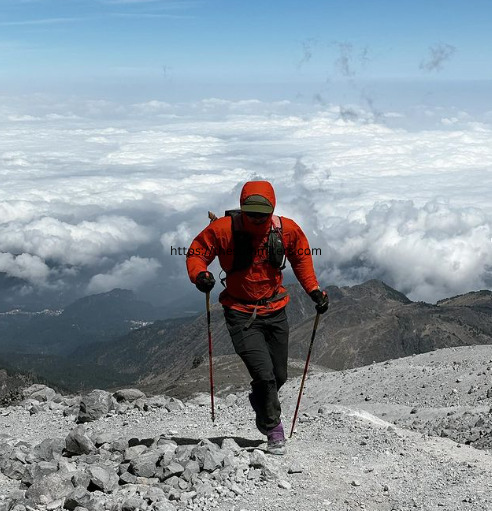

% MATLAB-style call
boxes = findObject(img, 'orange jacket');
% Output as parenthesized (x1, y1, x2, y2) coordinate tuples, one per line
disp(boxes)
(186, 181, 319, 314)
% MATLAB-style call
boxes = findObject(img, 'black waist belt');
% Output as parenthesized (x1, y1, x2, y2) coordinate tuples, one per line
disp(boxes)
(229, 290, 289, 329)
(230, 290, 288, 306)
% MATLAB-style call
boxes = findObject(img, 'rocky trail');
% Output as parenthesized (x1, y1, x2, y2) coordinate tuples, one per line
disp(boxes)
(2, 345, 492, 510)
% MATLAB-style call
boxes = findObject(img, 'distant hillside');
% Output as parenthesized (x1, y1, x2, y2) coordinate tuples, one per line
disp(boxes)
(437, 289, 492, 309)
(288, 280, 492, 369)
(0, 288, 169, 356)
(76, 280, 492, 394)
(5, 281, 492, 396)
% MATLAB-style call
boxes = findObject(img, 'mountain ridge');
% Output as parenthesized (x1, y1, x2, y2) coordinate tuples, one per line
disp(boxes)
(77, 280, 492, 396)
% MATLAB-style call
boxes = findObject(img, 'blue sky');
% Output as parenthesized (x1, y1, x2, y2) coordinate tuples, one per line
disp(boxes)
(1, 0, 492, 100)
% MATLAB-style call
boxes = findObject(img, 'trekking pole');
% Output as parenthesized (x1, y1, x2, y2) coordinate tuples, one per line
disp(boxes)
(206, 291, 215, 422)
(289, 312, 321, 438)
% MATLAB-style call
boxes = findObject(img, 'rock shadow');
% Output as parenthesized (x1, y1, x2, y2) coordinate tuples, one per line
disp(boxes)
(170, 436, 264, 450)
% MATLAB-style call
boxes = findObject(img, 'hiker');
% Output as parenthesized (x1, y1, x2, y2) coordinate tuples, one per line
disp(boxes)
(186, 180, 328, 455)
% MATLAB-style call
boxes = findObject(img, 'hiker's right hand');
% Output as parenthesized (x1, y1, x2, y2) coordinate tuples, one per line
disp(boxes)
(196, 271, 215, 293)
(310, 289, 329, 314)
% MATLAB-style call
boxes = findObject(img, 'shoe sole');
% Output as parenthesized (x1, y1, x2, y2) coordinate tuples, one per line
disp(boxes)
(267, 447, 286, 455)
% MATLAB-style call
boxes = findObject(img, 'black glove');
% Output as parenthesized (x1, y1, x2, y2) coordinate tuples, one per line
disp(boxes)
(195, 271, 215, 293)
(309, 289, 329, 314)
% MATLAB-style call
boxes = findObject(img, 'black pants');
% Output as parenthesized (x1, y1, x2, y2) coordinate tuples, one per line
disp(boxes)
(223, 306, 289, 431)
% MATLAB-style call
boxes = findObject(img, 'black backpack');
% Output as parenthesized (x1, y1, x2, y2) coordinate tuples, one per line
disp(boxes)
(224, 209, 286, 274)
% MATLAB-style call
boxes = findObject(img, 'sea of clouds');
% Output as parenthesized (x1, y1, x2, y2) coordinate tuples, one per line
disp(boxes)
(1, 92, 491, 311)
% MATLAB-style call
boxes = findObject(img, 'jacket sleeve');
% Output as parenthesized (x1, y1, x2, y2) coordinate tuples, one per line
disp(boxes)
(186, 223, 218, 284)
(284, 218, 319, 294)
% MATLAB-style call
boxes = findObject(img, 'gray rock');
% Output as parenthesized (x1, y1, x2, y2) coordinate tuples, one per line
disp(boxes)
(152, 502, 176, 511)
(63, 488, 94, 511)
(221, 438, 241, 453)
(71, 470, 91, 489)
(249, 449, 268, 469)
(129, 451, 162, 478)
(167, 488, 181, 501)
(28, 404, 42, 415)
(139, 485, 167, 502)
(165, 475, 182, 489)
(110, 437, 128, 453)
(203, 450, 225, 472)
(132, 398, 148, 411)
(146, 396, 170, 409)
(194, 480, 214, 497)
(92, 432, 115, 447)
(21, 461, 58, 486)
(181, 460, 200, 482)
(124, 444, 147, 462)
(119, 471, 138, 485)
(113, 389, 147, 403)
(65, 426, 96, 456)
(33, 438, 65, 462)
(261, 465, 280, 482)
(161, 462, 184, 480)
(22, 384, 56, 402)
(87, 464, 119, 493)
(190, 439, 220, 469)
(169, 444, 190, 464)
(165, 398, 185, 412)
(77, 390, 114, 423)
(122, 497, 146, 511)
(25, 471, 74, 504)
(9, 444, 29, 464)
(180, 491, 197, 502)
(1, 459, 26, 480)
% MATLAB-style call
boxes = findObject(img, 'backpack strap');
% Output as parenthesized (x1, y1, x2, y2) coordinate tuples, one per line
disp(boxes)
(269, 215, 286, 270)
(271, 215, 281, 230)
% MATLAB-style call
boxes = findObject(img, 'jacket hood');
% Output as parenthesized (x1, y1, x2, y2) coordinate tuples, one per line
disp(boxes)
(240, 181, 276, 211)
(239, 181, 276, 238)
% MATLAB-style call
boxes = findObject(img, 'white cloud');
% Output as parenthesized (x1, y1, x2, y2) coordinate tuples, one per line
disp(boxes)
(87, 256, 161, 294)
(0, 252, 50, 286)
(0, 216, 153, 266)
(317, 200, 492, 302)
(0, 94, 491, 306)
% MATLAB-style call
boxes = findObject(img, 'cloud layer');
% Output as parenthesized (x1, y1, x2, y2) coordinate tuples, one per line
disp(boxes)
(1, 94, 491, 308)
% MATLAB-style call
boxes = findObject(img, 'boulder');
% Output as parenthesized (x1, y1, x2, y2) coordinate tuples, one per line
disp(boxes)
(77, 390, 114, 423)
(113, 389, 146, 403)
(87, 464, 119, 493)
(33, 438, 65, 462)
(64, 487, 94, 511)
(22, 384, 56, 402)
(129, 450, 162, 478)
(25, 471, 74, 504)
(65, 426, 96, 456)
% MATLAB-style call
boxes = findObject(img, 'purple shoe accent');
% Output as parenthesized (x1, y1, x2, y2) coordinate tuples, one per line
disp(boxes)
(267, 421, 285, 444)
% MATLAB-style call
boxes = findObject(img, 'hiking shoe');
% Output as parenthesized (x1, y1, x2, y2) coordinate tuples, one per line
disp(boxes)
(248, 393, 268, 435)
(267, 421, 286, 455)
(267, 439, 286, 455)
